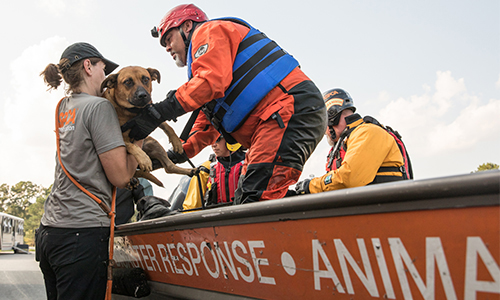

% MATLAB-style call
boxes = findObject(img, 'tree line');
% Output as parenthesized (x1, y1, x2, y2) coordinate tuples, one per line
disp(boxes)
(1, 163, 498, 246)
(1, 181, 50, 246)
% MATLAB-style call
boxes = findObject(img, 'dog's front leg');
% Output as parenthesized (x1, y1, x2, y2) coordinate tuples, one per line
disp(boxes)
(159, 123, 184, 153)
(126, 142, 152, 172)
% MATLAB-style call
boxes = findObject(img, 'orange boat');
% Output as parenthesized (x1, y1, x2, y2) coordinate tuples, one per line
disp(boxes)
(113, 170, 500, 299)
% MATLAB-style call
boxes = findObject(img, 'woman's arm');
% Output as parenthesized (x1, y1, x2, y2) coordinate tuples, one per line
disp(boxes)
(99, 140, 143, 189)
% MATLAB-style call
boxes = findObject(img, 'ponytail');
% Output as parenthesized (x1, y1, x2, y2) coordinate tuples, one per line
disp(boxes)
(40, 63, 63, 91)
(40, 57, 101, 94)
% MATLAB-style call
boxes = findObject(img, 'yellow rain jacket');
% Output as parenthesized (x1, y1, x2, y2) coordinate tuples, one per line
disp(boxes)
(309, 114, 404, 193)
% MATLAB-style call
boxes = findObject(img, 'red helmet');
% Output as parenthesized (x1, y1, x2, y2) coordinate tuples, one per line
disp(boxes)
(152, 4, 208, 47)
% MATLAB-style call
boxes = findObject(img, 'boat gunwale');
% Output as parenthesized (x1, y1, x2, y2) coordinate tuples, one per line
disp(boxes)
(115, 171, 500, 236)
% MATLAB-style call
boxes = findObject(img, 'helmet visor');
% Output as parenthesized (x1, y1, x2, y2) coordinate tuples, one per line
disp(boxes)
(328, 113, 342, 127)
(327, 105, 343, 126)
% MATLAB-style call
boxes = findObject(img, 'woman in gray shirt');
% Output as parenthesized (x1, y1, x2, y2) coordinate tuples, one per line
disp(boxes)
(38, 42, 142, 300)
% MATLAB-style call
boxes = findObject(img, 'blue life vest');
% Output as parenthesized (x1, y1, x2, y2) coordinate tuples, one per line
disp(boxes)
(187, 17, 299, 133)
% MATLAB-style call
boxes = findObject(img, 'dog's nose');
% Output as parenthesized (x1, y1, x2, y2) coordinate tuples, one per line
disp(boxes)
(137, 88, 148, 100)
(132, 86, 151, 107)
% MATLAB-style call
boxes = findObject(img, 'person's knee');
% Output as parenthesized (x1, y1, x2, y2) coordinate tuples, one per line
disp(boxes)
(235, 164, 300, 203)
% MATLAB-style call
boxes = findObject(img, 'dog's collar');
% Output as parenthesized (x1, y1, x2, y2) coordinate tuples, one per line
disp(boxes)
(125, 107, 143, 114)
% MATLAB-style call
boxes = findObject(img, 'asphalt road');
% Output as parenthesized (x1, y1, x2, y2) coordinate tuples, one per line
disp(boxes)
(0, 252, 149, 300)
(0, 251, 46, 300)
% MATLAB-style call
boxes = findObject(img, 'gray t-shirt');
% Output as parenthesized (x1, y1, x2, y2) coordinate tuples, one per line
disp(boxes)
(41, 93, 125, 228)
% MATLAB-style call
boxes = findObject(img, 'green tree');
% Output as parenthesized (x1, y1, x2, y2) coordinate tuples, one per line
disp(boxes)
(473, 162, 499, 173)
(0, 183, 9, 212)
(6, 181, 45, 220)
(1, 181, 51, 246)
(24, 186, 51, 246)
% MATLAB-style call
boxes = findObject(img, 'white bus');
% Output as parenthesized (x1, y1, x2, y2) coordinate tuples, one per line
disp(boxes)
(0, 212, 28, 253)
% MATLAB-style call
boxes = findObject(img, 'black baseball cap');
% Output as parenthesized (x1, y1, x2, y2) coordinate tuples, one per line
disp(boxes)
(59, 42, 119, 75)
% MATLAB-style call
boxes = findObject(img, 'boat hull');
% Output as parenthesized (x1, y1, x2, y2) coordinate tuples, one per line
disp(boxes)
(114, 171, 500, 299)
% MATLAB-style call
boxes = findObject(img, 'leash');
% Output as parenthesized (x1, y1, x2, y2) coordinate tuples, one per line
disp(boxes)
(179, 107, 201, 142)
(105, 195, 116, 300)
(55, 98, 117, 300)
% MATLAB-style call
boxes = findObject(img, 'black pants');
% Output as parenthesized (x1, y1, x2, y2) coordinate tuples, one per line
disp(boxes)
(234, 80, 327, 203)
(37, 225, 110, 300)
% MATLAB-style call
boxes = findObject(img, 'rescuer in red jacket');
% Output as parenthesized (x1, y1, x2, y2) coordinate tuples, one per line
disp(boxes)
(122, 4, 326, 203)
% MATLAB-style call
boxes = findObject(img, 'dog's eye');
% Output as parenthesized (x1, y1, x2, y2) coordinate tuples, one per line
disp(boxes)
(123, 79, 133, 87)
(142, 76, 150, 85)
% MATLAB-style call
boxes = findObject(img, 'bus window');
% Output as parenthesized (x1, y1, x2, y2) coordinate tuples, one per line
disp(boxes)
(3, 219, 11, 234)
(18, 223, 24, 235)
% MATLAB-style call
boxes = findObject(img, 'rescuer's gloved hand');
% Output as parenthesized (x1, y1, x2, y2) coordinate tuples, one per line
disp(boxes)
(131, 183, 145, 203)
(188, 166, 202, 177)
(167, 149, 188, 164)
(151, 159, 162, 170)
(295, 179, 311, 195)
(136, 196, 172, 221)
(121, 104, 164, 141)
(121, 90, 186, 141)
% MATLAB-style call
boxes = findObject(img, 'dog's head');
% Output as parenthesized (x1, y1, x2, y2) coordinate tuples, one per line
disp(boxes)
(101, 66, 161, 109)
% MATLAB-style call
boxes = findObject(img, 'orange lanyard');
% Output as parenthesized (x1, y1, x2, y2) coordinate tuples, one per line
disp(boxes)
(55, 97, 116, 299)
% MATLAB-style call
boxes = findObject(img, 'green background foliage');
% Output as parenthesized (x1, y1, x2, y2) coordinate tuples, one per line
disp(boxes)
(1, 181, 50, 246)
(472, 162, 499, 173)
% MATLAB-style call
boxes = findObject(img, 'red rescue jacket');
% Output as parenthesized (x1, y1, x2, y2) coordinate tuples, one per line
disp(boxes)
(207, 151, 245, 204)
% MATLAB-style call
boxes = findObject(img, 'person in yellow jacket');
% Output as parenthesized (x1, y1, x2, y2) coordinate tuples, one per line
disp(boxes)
(295, 88, 407, 194)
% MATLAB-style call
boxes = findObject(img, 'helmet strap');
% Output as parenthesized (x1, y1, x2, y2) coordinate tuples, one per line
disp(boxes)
(179, 21, 204, 56)
(178, 27, 190, 53)
(328, 126, 337, 141)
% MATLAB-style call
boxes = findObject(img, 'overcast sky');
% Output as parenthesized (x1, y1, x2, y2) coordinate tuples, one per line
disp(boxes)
(1, 0, 498, 200)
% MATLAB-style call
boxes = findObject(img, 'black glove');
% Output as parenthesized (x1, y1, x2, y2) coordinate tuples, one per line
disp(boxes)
(121, 90, 186, 141)
(205, 183, 218, 206)
(151, 159, 162, 170)
(189, 166, 201, 177)
(136, 196, 172, 221)
(295, 179, 311, 195)
(167, 149, 188, 164)
(131, 184, 145, 203)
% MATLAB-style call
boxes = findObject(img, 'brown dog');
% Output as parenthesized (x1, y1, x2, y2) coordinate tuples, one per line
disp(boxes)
(101, 66, 195, 187)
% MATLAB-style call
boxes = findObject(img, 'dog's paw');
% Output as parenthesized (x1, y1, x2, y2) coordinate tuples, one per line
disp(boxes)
(171, 140, 184, 154)
(168, 134, 184, 153)
(138, 157, 153, 172)
(125, 177, 140, 190)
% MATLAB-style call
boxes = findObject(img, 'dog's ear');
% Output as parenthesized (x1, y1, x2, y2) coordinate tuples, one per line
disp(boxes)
(147, 68, 161, 84)
(100, 74, 118, 92)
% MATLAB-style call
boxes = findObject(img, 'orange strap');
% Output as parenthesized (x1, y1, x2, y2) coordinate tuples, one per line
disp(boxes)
(55, 98, 116, 300)
(55, 98, 114, 217)
(105, 194, 116, 300)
